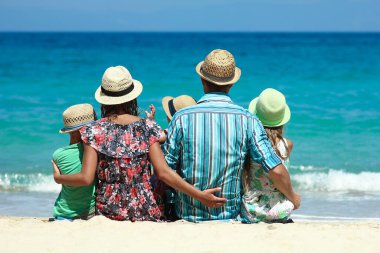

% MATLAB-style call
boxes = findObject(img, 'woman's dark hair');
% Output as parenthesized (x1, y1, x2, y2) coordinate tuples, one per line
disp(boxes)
(264, 125, 289, 160)
(101, 99, 139, 119)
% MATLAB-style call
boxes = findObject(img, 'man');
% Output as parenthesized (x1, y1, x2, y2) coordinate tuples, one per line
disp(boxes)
(164, 49, 301, 222)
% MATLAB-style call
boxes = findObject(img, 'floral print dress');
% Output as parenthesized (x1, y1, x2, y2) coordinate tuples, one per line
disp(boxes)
(80, 118, 163, 221)
(241, 139, 294, 223)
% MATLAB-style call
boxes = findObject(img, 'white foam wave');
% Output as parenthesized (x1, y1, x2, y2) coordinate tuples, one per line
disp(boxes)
(0, 173, 60, 193)
(292, 169, 380, 192)
(2, 168, 380, 194)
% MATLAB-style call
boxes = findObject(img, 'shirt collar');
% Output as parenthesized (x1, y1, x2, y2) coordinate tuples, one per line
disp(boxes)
(198, 92, 232, 104)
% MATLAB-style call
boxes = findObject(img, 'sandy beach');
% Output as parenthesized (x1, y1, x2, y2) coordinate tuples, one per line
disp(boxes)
(1, 216, 379, 253)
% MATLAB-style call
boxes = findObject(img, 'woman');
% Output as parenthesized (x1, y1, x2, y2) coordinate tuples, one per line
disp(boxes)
(53, 66, 226, 221)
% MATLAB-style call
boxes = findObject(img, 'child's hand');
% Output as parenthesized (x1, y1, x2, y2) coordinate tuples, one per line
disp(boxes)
(145, 104, 156, 120)
(51, 160, 62, 184)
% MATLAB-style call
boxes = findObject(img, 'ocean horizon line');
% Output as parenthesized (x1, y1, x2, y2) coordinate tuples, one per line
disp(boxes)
(1, 31, 380, 34)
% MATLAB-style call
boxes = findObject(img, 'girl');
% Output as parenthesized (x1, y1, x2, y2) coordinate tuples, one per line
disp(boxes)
(241, 88, 294, 223)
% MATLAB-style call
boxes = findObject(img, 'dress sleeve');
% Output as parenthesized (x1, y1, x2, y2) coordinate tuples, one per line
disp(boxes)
(247, 115, 282, 173)
(79, 123, 101, 151)
(145, 119, 163, 146)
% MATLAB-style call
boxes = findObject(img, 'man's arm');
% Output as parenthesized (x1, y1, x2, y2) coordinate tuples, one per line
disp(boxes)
(247, 116, 301, 209)
(163, 116, 183, 170)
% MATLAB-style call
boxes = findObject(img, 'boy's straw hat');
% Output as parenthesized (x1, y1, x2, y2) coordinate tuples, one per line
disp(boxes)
(196, 49, 241, 86)
(95, 66, 143, 105)
(59, 103, 96, 133)
(248, 88, 291, 127)
(162, 95, 197, 120)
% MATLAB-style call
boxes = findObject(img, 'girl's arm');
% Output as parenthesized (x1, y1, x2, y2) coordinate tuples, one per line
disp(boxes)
(149, 142, 227, 208)
(52, 143, 97, 186)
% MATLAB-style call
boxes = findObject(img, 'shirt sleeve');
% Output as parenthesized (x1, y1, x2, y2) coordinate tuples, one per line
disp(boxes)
(247, 115, 282, 173)
(163, 116, 183, 171)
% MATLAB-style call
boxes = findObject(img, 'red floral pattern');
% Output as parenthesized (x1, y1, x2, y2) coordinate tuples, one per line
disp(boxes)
(80, 118, 163, 221)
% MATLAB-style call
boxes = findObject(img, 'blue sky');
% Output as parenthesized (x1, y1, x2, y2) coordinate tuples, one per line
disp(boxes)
(0, 0, 379, 31)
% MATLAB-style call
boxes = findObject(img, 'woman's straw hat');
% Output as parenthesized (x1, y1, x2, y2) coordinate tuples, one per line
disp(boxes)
(248, 88, 291, 127)
(196, 49, 241, 86)
(95, 66, 143, 105)
(59, 103, 96, 133)
(162, 95, 197, 120)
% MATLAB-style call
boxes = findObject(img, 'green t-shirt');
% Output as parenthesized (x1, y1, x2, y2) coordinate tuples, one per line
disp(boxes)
(52, 143, 95, 218)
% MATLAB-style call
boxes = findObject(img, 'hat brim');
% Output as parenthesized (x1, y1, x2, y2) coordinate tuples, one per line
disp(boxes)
(59, 127, 81, 134)
(248, 98, 291, 127)
(162, 96, 174, 120)
(195, 61, 241, 86)
(94, 79, 143, 105)
(59, 120, 95, 134)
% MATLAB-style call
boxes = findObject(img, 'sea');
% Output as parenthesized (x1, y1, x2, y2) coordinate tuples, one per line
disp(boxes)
(0, 32, 379, 221)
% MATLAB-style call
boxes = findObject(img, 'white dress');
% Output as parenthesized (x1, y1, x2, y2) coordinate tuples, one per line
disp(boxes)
(241, 139, 294, 223)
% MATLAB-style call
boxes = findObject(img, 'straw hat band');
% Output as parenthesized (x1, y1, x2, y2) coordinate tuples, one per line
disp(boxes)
(167, 99, 177, 117)
(101, 83, 135, 97)
(200, 66, 236, 83)
(62, 120, 95, 131)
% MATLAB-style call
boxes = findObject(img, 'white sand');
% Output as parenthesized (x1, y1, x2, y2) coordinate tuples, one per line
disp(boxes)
(1, 216, 379, 253)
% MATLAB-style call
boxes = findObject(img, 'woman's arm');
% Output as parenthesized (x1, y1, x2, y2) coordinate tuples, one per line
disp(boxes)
(52, 143, 98, 186)
(149, 142, 227, 208)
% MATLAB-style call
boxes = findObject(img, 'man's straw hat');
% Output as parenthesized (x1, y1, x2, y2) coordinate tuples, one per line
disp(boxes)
(95, 66, 143, 105)
(248, 88, 291, 127)
(196, 49, 241, 86)
(59, 103, 96, 133)
(162, 95, 197, 120)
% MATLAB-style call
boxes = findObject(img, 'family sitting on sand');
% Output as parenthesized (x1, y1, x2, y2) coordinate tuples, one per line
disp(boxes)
(52, 49, 301, 223)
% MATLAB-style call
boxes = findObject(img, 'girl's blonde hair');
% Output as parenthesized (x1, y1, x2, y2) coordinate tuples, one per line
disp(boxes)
(242, 125, 289, 192)
(264, 125, 289, 160)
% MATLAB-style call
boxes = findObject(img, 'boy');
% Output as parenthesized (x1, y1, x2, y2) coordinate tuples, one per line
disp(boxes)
(146, 95, 197, 220)
(52, 103, 96, 220)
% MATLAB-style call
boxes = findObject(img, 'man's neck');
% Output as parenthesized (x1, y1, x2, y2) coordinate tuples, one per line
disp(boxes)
(204, 91, 229, 95)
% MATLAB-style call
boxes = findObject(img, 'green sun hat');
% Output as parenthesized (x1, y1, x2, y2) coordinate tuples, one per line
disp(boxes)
(248, 88, 291, 127)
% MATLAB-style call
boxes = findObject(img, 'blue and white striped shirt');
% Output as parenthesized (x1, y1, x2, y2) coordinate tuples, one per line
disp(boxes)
(164, 92, 282, 222)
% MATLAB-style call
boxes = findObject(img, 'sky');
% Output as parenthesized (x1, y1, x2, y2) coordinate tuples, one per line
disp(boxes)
(0, 0, 379, 32)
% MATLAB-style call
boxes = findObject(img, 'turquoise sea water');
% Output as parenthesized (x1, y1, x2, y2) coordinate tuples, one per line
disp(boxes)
(0, 32, 379, 220)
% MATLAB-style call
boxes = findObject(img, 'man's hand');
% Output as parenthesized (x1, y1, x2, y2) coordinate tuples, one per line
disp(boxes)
(199, 187, 227, 208)
(51, 160, 61, 184)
